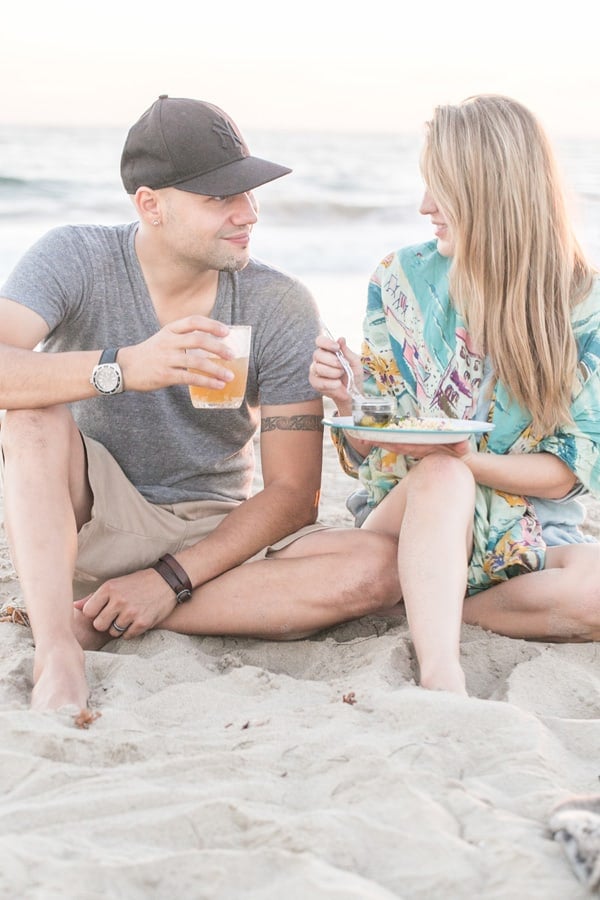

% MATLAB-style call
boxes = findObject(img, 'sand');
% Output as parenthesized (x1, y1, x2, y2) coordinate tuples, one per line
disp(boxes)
(1, 429, 599, 899)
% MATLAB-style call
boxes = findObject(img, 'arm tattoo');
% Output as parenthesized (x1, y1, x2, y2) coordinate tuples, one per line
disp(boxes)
(261, 415, 324, 433)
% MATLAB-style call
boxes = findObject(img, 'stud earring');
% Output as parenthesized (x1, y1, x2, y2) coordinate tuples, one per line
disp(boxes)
(152, 220, 160, 226)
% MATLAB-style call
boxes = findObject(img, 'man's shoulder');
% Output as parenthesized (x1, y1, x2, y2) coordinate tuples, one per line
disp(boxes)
(32, 222, 136, 257)
(50, 221, 135, 244)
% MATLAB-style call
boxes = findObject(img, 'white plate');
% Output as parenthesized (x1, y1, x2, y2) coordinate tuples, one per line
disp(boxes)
(323, 416, 494, 444)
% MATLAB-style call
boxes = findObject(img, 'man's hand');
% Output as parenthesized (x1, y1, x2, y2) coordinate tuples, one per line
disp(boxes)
(0, 307, 241, 409)
(73, 567, 180, 639)
(117, 315, 237, 393)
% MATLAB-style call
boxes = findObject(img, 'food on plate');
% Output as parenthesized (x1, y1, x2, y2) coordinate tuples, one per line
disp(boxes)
(386, 416, 457, 430)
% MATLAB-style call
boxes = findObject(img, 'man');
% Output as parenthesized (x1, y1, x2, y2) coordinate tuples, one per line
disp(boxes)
(0, 95, 399, 712)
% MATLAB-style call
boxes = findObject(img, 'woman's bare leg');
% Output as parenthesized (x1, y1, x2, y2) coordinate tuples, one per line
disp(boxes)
(363, 454, 475, 694)
(463, 542, 600, 640)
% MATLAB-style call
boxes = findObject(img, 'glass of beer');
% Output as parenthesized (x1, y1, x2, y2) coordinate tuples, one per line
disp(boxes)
(188, 325, 252, 409)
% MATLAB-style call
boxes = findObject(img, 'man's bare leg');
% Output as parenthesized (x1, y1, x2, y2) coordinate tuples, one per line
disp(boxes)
(463, 542, 600, 641)
(72, 528, 401, 650)
(1, 406, 93, 710)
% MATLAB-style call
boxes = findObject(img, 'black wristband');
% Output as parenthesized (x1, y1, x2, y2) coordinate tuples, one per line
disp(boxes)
(153, 553, 193, 604)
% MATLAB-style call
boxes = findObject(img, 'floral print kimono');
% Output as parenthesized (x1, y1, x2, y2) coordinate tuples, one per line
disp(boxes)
(332, 241, 600, 594)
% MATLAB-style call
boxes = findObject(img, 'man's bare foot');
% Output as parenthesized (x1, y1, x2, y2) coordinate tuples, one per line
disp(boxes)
(71, 607, 112, 651)
(31, 639, 89, 711)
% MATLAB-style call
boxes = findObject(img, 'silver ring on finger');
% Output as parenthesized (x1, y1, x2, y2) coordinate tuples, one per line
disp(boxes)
(112, 618, 128, 635)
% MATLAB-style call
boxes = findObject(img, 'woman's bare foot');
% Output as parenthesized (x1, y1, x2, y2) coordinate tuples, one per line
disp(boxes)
(31, 638, 89, 711)
(419, 660, 468, 696)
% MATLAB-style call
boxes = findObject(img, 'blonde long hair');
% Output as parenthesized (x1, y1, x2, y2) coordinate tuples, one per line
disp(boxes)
(420, 94, 595, 436)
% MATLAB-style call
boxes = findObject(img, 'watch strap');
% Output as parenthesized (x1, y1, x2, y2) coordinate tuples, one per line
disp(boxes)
(153, 553, 193, 604)
(99, 348, 119, 364)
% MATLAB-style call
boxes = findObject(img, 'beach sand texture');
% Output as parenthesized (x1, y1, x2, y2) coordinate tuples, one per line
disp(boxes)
(1, 430, 599, 899)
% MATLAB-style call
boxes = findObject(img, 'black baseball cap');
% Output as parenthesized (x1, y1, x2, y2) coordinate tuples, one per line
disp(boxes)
(120, 95, 292, 196)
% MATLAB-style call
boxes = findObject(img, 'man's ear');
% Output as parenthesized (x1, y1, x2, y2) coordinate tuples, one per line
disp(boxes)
(133, 186, 162, 226)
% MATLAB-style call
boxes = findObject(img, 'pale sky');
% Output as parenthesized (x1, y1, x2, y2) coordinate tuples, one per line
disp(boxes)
(2, 0, 598, 138)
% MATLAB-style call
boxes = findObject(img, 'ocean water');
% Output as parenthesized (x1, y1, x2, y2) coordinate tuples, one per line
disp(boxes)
(1, 124, 599, 348)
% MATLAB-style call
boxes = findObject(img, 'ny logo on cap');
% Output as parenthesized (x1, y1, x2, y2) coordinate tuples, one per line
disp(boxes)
(212, 120, 244, 151)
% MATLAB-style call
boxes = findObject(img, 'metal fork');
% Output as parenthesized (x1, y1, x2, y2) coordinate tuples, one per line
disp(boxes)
(320, 321, 362, 398)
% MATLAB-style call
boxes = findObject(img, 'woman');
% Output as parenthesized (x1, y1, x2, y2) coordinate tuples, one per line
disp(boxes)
(310, 94, 600, 694)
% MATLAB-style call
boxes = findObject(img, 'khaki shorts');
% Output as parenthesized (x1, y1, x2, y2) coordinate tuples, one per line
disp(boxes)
(74, 434, 330, 595)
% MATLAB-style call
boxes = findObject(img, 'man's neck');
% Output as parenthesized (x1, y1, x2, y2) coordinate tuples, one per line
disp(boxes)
(135, 229, 220, 324)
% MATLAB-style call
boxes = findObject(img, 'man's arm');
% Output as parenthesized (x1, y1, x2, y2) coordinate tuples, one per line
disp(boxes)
(0, 298, 103, 408)
(76, 398, 325, 637)
(0, 296, 237, 409)
(175, 398, 324, 585)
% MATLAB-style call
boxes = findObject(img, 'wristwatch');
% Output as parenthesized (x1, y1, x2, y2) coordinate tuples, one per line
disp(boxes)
(90, 348, 124, 395)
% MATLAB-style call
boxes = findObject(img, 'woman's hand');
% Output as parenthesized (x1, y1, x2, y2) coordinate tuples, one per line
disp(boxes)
(309, 334, 363, 415)
(376, 438, 473, 459)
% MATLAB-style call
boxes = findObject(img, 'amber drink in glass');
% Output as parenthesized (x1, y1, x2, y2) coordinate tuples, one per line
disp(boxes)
(189, 325, 251, 409)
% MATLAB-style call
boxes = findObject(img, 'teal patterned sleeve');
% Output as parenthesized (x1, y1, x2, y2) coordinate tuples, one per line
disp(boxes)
(329, 426, 362, 479)
(537, 283, 600, 496)
(331, 251, 600, 592)
(360, 254, 400, 396)
(329, 255, 398, 477)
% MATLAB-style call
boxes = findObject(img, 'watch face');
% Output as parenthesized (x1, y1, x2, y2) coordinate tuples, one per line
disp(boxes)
(94, 364, 121, 393)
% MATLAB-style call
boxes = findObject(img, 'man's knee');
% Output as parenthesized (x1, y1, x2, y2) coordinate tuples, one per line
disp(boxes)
(343, 530, 401, 615)
(1, 405, 76, 455)
(282, 527, 401, 617)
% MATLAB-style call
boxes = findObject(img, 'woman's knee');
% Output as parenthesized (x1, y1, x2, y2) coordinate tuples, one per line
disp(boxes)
(409, 452, 473, 485)
(406, 452, 475, 502)
(549, 544, 600, 638)
(553, 587, 600, 639)
(568, 563, 600, 636)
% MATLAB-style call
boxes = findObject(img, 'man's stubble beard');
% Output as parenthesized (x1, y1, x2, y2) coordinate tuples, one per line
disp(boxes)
(216, 249, 251, 274)
(220, 256, 249, 273)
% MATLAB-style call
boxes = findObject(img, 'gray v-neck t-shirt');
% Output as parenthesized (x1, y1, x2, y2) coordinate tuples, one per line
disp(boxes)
(1, 222, 321, 504)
